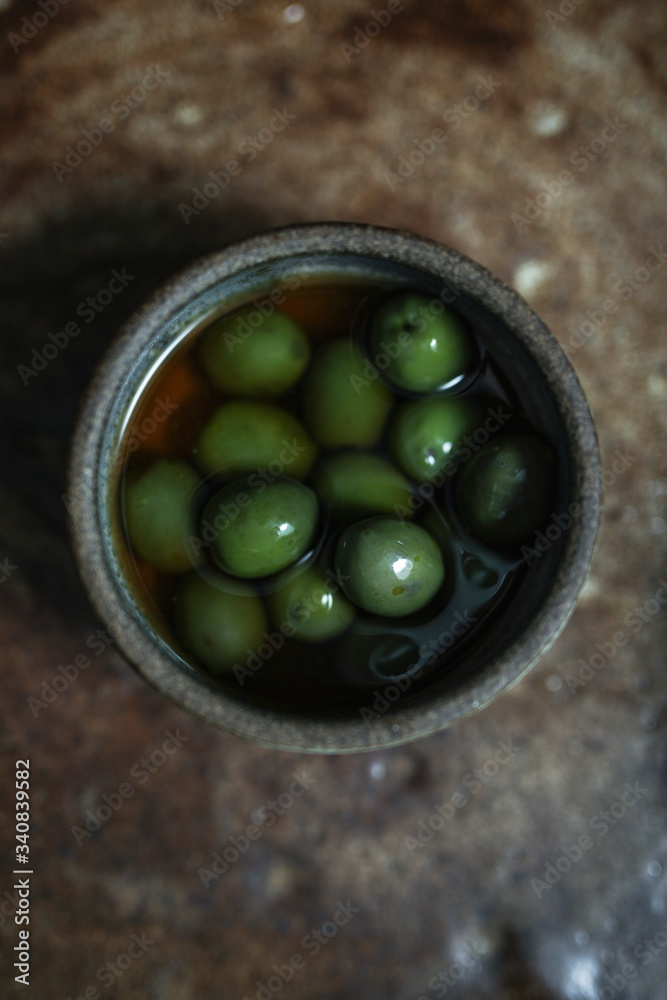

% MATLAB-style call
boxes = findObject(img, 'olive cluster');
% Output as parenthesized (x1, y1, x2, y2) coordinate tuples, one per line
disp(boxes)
(123, 291, 553, 678)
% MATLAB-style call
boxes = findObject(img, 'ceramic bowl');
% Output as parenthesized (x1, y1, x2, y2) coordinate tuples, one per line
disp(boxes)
(68, 223, 601, 752)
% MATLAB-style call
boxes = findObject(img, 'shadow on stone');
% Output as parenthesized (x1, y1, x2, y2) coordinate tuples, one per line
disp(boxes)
(0, 197, 273, 623)
(494, 926, 558, 999)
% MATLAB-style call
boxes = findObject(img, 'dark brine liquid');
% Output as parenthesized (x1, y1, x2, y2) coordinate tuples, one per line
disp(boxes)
(115, 278, 544, 717)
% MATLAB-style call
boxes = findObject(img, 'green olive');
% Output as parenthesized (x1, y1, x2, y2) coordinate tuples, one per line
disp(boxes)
(124, 460, 199, 573)
(313, 452, 412, 518)
(390, 395, 483, 482)
(193, 401, 317, 479)
(456, 434, 554, 545)
(336, 516, 444, 617)
(301, 339, 393, 448)
(199, 305, 310, 397)
(204, 477, 319, 578)
(174, 574, 267, 674)
(369, 292, 473, 392)
(269, 566, 355, 642)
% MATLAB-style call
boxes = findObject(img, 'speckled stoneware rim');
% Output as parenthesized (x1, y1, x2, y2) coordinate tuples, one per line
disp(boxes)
(68, 222, 601, 753)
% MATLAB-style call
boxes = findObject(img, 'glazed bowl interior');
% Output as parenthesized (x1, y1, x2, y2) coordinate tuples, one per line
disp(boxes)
(68, 223, 601, 753)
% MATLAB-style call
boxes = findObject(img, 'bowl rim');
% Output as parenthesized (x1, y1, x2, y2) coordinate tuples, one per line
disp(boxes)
(68, 221, 602, 753)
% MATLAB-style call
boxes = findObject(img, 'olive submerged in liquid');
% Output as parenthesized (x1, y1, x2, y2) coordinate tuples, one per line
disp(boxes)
(336, 516, 445, 617)
(369, 292, 473, 392)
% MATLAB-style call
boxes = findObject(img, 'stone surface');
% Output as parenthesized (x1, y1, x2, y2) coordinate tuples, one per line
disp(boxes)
(1, 0, 666, 998)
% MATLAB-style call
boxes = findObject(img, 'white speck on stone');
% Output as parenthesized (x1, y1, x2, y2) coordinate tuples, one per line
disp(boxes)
(648, 373, 667, 396)
(370, 760, 387, 780)
(173, 104, 203, 127)
(451, 933, 486, 964)
(647, 478, 667, 496)
(566, 956, 598, 997)
(283, 3, 305, 22)
(532, 103, 568, 137)
(621, 505, 637, 523)
(466, 933, 491, 957)
(546, 674, 562, 692)
(650, 516, 666, 534)
(513, 260, 552, 298)
(647, 860, 662, 877)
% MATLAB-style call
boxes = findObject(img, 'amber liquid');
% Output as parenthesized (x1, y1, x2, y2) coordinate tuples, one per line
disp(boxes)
(116, 278, 543, 717)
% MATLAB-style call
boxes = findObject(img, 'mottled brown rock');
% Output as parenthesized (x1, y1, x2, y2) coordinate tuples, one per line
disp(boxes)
(1, 0, 666, 997)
